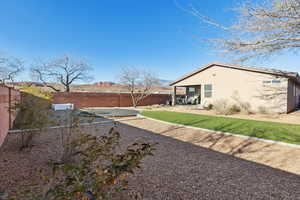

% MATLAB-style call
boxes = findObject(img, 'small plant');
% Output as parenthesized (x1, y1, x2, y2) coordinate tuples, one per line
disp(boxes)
(231, 92, 252, 114)
(212, 99, 242, 115)
(207, 104, 213, 110)
(258, 106, 269, 114)
(11, 91, 52, 150)
(7, 124, 156, 200)
(238, 101, 252, 114)
(228, 104, 241, 114)
(212, 99, 231, 115)
(213, 99, 228, 115)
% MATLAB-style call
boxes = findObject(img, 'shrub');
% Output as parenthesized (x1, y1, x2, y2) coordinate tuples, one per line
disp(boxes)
(258, 106, 269, 114)
(213, 99, 230, 115)
(7, 97, 156, 199)
(228, 104, 241, 114)
(213, 100, 241, 115)
(205, 104, 213, 110)
(213, 99, 227, 114)
(238, 101, 252, 114)
(7, 115, 156, 200)
(231, 92, 252, 114)
(11, 95, 52, 150)
(19, 86, 53, 109)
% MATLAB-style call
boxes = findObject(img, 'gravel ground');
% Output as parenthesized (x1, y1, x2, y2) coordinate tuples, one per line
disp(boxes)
(123, 118, 300, 175)
(2, 118, 300, 199)
(118, 118, 300, 199)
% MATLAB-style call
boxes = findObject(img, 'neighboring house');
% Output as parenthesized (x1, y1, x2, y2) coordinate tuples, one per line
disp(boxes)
(170, 62, 300, 113)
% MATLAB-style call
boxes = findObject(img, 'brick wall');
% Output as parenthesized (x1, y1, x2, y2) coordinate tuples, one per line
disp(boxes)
(0, 85, 21, 147)
(53, 92, 171, 108)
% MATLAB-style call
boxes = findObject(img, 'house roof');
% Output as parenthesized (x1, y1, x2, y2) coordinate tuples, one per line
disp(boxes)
(170, 62, 300, 86)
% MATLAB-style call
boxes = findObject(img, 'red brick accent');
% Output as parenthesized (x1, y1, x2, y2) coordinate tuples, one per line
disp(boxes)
(53, 92, 171, 108)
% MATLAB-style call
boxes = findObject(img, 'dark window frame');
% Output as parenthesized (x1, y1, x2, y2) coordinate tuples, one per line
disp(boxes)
(204, 84, 212, 98)
(272, 80, 281, 83)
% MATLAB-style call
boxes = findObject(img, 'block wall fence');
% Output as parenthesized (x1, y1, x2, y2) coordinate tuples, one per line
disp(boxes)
(0, 85, 21, 147)
(0, 90, 171, 147)
(53, 92, 172, 108)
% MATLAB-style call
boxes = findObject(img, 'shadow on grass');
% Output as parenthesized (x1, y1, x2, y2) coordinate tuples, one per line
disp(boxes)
(142, 111, 300, 144)
(158, 120, 278, 157)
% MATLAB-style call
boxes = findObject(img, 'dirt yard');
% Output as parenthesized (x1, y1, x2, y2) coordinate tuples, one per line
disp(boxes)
(1, 117, 300, 199)
(140, 105, 300, 125)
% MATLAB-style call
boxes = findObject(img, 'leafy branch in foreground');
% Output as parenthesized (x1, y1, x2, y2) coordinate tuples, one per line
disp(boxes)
(7, 125, 156, 200)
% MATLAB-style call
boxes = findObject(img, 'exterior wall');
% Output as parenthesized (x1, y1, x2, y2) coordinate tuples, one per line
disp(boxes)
(0, 85, 21, 147)
(173, 65, 289, 113)
(287, 80, 300, 112)
(296, 84, 300, 107)
(53, 92, 171, 108)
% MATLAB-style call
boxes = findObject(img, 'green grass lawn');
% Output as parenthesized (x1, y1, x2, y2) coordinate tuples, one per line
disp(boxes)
(142, 111, 300, 145)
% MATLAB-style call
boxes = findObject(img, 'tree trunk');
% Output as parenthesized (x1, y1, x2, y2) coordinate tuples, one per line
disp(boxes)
(130, 91, 137, 108)
(65, 85, 70, 92)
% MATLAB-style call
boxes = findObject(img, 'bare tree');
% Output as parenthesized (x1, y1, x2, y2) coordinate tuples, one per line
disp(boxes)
(31, 55, 93, 92)
(119, 67, 160, 107)
(0, 56, 23, 85)
(178, 0, 300, 62)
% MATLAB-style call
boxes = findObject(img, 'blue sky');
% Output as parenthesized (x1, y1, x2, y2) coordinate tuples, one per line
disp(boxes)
(1, 0, 299, 83)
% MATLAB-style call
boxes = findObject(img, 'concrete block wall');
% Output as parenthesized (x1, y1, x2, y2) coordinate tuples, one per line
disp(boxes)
(0, 85, 21, 147)
(53, 92, 171, 108)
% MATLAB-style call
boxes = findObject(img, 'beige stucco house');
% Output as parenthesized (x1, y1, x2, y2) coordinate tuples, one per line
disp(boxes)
(170, 62, 300, 113)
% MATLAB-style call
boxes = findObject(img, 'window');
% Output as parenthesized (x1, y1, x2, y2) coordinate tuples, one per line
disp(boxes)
(272, 80, 281, 83)
(188, 87, 195, 92)
(263, 80, 281, 84)
(204, 84, 212, 98)
(263, 80, 271, 84)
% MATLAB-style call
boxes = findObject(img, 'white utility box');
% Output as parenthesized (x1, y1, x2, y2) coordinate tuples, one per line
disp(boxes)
(52, 103, 74, 111)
